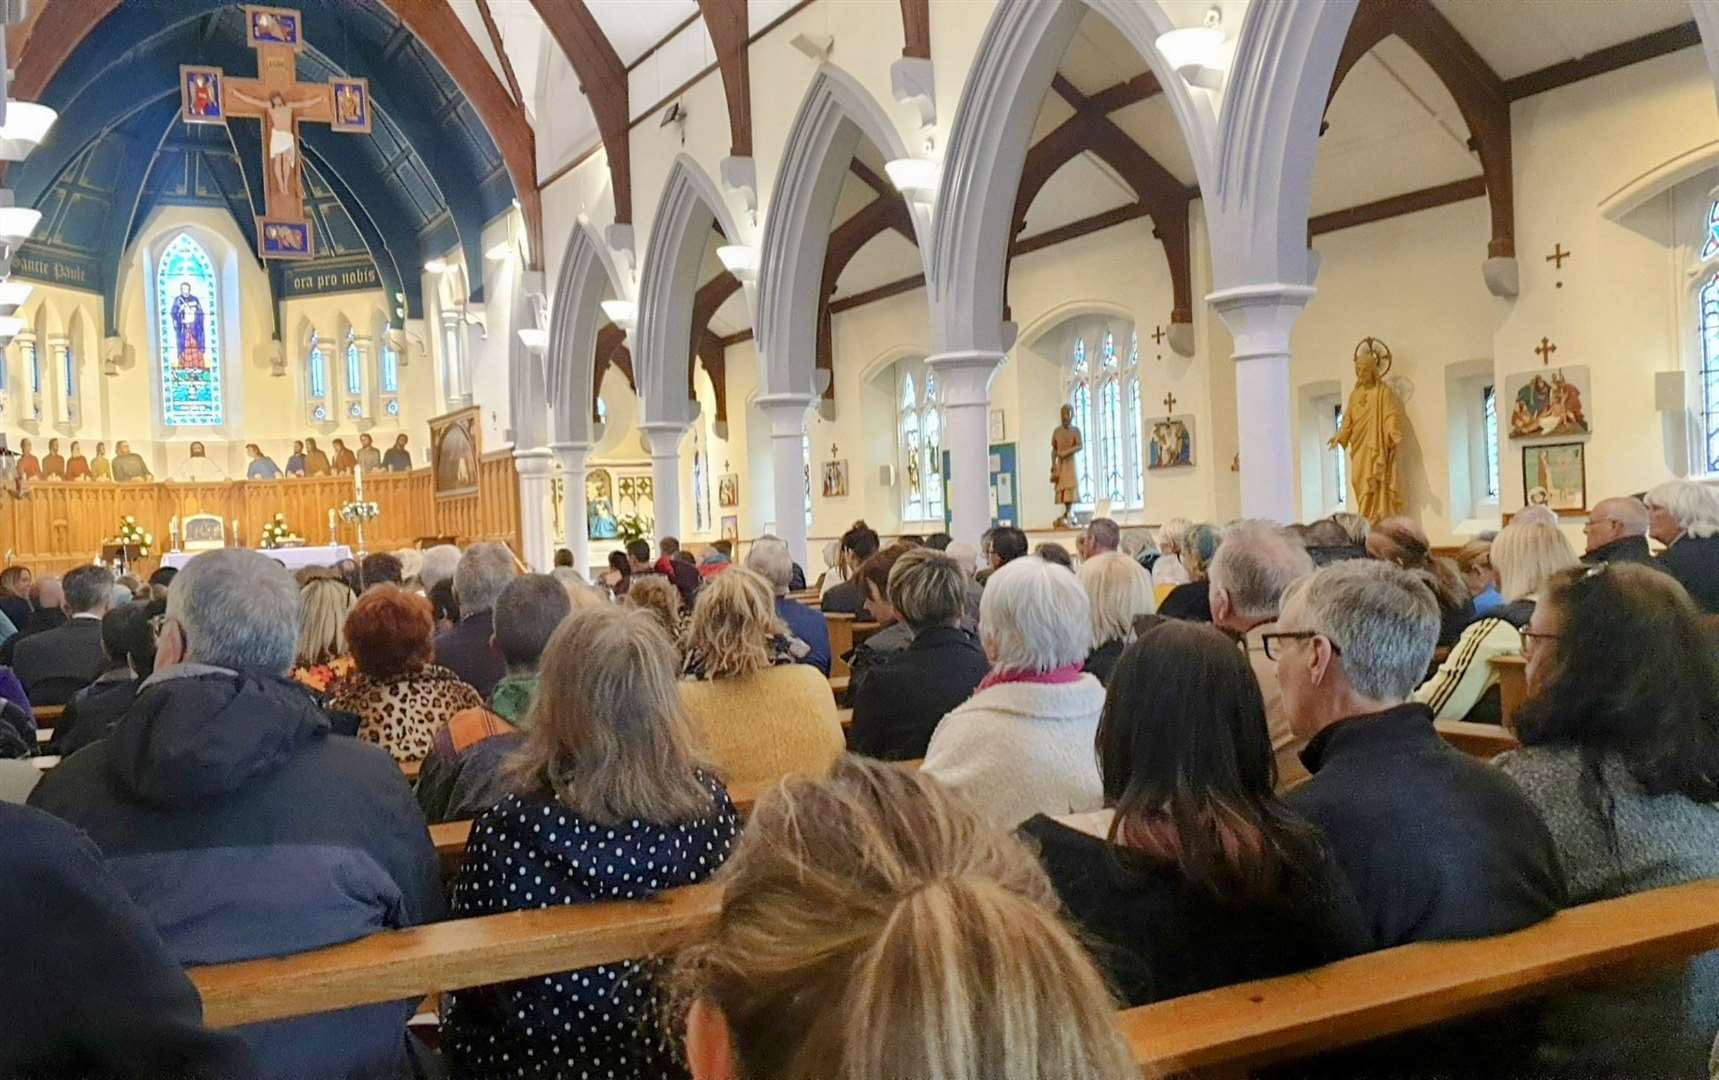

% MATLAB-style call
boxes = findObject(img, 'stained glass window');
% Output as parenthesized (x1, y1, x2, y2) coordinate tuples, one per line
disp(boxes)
(1700, 274, 1719, 472)
(924, 370, 943, 522)
(155, 233, 223, 426)
(1127, 374, 1143, 499)
(1333, 403, 1348, 507)
(24, 339, 40, 420)
(1065, 326, 1143, 511)
(381, 345, 399, 393)
(901, 372, 923, 520)
(308, 331, 328, 422)
(802, 431, 813, 531)
(1071, 379, 1093, 507)
(1483, 384, 1499, 500)
(345, 327, 361, 396)
(1701, 200, 1719, 261)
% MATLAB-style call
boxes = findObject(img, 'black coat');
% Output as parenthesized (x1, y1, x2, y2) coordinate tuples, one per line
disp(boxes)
(13, 616, 106, 706)
(433, 608, 505, 699)
(1658, 534, 1719, 614)
(51, 673, 139, 756)
(846, 625, 989, 761)
(1158, 580, 1212, 622)
(29, 667, 444, 1080)
(0, 606, 66, 666)
(0, 803, 257, 1080)
(1083, 639, 1126, 686)
(1285, 703, 1565, 949)
(1583, 534, 1658, 567)
(819, 578, 868, 617)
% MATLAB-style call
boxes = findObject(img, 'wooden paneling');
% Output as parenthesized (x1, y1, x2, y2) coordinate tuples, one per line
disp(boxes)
(2, 456, 523, 575)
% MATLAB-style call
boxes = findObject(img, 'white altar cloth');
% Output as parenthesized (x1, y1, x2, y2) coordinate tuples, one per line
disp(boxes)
(162, 544, 353, 570)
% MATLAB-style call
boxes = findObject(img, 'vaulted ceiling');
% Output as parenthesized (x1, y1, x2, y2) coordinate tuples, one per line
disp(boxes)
(11, 0, 514, 331)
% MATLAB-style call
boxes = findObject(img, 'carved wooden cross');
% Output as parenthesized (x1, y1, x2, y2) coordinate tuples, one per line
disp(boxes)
(183, 7, 370, 259)
(1545, 244, 1571, 269)
(1162, 392, 1177, 413)
(1535, 337, 1557, 366)
(1151, 325, 1167, 345)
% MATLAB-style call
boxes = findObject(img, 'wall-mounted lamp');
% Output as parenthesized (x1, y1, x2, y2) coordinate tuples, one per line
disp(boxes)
(600, 299, 637, 330)
(1156, 8, 1227, 91)
(517, 327, 548, 353)
(0, 314, 25, 346)
(423, 257, 449, 274)
(0, 102, 56, 163)
(716, 244, 757, 280)
(0, 190, 41, 246)
(0, 280, 32, 317)
(885, 158, 937, 201)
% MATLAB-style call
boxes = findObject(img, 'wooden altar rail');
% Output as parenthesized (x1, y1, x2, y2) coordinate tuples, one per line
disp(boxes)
(1, 451, 522, 576)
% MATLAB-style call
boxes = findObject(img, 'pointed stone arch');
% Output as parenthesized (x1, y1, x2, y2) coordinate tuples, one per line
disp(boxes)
(546, 219, 630, 450)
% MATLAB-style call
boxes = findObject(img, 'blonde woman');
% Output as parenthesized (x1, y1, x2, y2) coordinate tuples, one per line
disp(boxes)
(1416, 521, 1577, 723)
(1151, 517, 1193, 588)
(625, 574, 685, 643)
(675, 756, 1137, 1080)
(679, 568, 843, 786)
(446, 605, 739, 1079)
(289, 578, 355, 693)
(1078, 552, 1157, 685)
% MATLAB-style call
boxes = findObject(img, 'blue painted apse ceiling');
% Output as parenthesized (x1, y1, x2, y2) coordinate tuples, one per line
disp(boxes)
(13, 1, 515, 333)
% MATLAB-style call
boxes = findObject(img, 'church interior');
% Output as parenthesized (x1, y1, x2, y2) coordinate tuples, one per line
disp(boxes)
(9, 1, 1719, 1076)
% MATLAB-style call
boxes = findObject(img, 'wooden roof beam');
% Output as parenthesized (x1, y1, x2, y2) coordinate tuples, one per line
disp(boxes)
(530, 0, 633, 224)
(696, 0, 752, 158)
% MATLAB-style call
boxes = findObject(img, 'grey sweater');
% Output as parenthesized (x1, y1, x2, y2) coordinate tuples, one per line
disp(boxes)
(1496, 746, 1719, 1077)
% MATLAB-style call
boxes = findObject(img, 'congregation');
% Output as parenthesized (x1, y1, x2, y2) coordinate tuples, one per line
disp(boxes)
(4, 474, 1719, 1078)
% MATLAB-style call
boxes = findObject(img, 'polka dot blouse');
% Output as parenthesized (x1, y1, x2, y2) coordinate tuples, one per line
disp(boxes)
(445, 770, 739, 1079)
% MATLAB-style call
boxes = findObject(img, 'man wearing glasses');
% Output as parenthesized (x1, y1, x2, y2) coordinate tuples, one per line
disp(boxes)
(1264, 560, 1565, 952)
(1580, 497, 1656, 567)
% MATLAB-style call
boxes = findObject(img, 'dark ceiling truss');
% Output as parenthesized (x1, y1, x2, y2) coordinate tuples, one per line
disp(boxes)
(1325, 0, 1513, 261)
(530, 0, 632, 224)
(15, 1, 515, 332)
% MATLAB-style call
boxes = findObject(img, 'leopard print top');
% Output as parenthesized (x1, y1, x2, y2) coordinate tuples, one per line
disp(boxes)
(326, 665, 485, 763)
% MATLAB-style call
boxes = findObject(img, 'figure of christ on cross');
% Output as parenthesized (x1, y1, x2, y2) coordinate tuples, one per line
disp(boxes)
(227, 85, 322, 201)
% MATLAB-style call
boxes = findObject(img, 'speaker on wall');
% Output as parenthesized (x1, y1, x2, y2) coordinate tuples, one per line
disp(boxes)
(878, 464, 895, 488)
(1655, 371, 1686, 413)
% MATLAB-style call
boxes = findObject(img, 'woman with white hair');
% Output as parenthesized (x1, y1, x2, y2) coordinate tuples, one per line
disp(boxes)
(1415, 521, 1577, 723)
(921, 556, 1105, 830)
(1151, 517, 1193, 588)
(1646, 479, 1719, 613)
(1078, 552, 1157, 685)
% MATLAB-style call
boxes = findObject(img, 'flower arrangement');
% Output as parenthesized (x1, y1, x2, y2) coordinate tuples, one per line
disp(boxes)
(615, 512, 654, 545)
(259, 513, 297, 549)
(111, 515, 155, 557)
(339, 499, 381, 524)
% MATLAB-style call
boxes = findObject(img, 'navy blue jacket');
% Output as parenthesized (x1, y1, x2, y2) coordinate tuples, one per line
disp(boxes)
(0, 802, 257, 1079)
(434, 609, 505, 699)
(29, 666, 444, 1080)
(847, 625, 989, 761)
(775, 596, 832, 675)
(1658, 534, 1719, 614)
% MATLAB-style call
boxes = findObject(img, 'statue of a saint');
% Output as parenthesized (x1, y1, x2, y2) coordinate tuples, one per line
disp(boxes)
(1051, 403, 1083, 528)
(1328, 337, 1407, 522)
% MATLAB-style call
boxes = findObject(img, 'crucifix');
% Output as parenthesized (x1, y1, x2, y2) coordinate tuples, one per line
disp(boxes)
(1535, 337, 1558, 366)
(1162, 392, 1177, 413)
(1150, 325, 1167, 346)
(179, 6, 371, 260)
(1545, 243, 1571, 269)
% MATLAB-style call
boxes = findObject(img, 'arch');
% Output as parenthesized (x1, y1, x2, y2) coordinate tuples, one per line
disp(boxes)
(1016, 299, 1137, 353)
(546, 219, 631, 449)
(858, 343, 931, 387)
(634, 154, 745, 429)
(1696, 1, 1719, 115)
(1325, 0, 1513, 264)
(928, 0, 1217, 357)
(756, 64, 930, 400)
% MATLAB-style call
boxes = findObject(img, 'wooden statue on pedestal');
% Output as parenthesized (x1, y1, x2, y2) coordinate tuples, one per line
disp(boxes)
(1051, 403, 1083, 529)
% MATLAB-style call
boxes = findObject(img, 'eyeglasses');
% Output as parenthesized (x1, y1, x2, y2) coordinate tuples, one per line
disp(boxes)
(1261, 630, 1342, 661)
(1519, 629, 1559, 657)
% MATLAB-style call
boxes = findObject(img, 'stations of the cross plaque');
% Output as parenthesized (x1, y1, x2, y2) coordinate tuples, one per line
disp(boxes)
(179, 6, 373, 261)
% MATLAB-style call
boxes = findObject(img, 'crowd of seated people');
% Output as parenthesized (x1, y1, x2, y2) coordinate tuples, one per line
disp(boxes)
(7, 483, 1719, 1078)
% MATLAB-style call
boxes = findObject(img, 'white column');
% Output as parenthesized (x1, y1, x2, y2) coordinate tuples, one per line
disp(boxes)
(1209, 284, 1314, 524)
(46, 334, 72, 426)
(926, 351, 1004, 547)
(756, 394, 815, 568)
(513, 447, 556, 572)
(640, 421, 691, 542)
(439, 311, 464, 408)
(551, 442, 592, 576)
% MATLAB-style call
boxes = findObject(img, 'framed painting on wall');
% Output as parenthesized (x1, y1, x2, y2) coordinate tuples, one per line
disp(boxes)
(1522, 442, 1585, 514)
(1146, 415, 1195, 469)
(1504, 366, 1590, 439)
(821, 460, 848, 498)
(429, 405, 482, 500)
(721, 515, 739, 544)
(718, 473, 738, 508)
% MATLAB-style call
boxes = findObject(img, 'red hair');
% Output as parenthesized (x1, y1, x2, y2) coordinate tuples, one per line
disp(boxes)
(345, 584, 435, 677)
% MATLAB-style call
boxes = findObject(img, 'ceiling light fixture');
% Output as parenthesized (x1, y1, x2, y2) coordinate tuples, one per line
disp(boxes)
(517, 327, 548, 352)
(716, 244, 757, 279)
(423, 257, 449, 274)
(0, 314, 25, 344)
(0, 102, 57, 162)
(600, 299, 637, 330)
(0, 204, 41, 246)
(0, 280, 32, 316)
(485, 240, 512, 260)
(1156, 8, 1227, 91)
(885, 158, 937, 200)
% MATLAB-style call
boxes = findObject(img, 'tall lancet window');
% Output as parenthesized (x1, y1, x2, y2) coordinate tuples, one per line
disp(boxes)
(155, 233, 224, 426)
(307, 330, 328, 422)
(1067, 336, 1094, 509)
(893, 359, 945, 523)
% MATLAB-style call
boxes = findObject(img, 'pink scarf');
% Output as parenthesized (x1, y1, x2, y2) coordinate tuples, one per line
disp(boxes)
(977, 661, 1087, 693)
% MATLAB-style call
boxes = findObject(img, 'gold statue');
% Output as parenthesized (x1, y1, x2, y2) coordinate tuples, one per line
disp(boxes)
(1051, 403, 1083, 528)
(1328, 337, 1406, 522)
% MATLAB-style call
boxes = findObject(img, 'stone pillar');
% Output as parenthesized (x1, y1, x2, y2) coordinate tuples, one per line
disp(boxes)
(439, 311, 465, 408)
(551, 442, 592, 576)
(513, 447, 556, 572)
(1208, 284, 1314, 524)
(46, 334, 73, 426)
(925, 351, 1004, 547)
(640, 422, 691, 542)
(756, 395, 816, 568)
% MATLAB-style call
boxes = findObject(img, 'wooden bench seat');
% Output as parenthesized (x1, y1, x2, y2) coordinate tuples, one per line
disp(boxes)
(1433, 719, 1520, 759)
(1490, 653, 1527, 730)
(187, 879, 1719, 1073)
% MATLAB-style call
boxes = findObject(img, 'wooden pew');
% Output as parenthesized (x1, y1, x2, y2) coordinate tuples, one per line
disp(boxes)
(400, 759, 422, 782)
(825, 613, 855, 677)
(1433, 719, 1520, 760)
(32, 704, 65, 725)
(828, 674, 850, 696)
(187, 878, 1719, 1074)
(1490, 653, 1528, 730)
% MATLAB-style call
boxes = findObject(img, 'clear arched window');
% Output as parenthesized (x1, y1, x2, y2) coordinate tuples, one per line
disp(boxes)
(345, 327, 361, 396)
(1064, 323, 1143, 511)
(307, 330, 328, 422)
(1700, 272, 1719, 472)
(1069, 337, 1094, 507)
(156, 233, 224, 426)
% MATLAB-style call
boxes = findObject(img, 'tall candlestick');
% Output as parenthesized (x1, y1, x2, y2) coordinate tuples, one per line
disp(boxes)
(354, 463, 364, 500)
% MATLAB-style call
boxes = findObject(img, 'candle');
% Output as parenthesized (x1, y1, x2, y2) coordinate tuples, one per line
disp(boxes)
(354, 464, 364, 499)
(231, 519, 240, 547)
(328, 508, 337, 529)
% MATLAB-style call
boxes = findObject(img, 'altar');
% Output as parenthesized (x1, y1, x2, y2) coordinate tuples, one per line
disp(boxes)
(162, 544, 353, 571)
